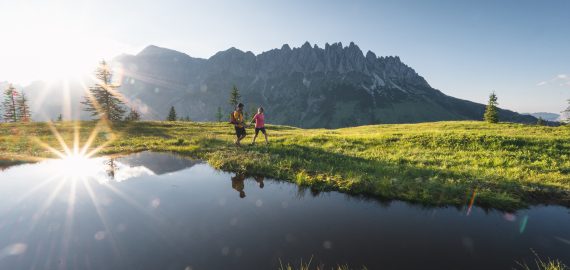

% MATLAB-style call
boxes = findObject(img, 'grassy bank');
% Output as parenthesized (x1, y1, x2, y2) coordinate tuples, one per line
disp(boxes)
(1, 120, 569, 210)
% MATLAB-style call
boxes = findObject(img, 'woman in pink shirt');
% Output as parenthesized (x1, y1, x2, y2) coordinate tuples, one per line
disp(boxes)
(250, 107, 268, 145)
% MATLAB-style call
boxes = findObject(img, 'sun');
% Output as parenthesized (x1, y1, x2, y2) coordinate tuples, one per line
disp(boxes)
(57, 153, 100, 178)
(0, 4, 131, 85)
(31, 119, 117, 180)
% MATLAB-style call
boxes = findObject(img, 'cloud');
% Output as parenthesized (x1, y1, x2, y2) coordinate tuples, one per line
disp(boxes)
(537, 74, 570, 88)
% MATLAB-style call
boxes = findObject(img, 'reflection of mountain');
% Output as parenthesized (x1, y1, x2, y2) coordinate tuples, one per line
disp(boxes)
(115, 151, 200, 175)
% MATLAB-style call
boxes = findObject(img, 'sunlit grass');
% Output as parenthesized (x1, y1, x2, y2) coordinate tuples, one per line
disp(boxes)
(517, 251, 569, 270)
(1, 120, 569, 210)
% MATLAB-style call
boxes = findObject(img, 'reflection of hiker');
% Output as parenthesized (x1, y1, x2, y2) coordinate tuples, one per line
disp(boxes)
(231, 174, 246, 198)
(254, 176, 265, 189)
(105, 159, 117, 181)
(250, 107, 268, 145)
(230, 103, 247, 146)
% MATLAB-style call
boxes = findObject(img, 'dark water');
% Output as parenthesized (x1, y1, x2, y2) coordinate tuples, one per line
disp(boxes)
(0, 152, 568, 270)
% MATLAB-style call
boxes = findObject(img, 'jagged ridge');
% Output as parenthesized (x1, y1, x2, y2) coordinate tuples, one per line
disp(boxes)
(114, 42, 537, 128)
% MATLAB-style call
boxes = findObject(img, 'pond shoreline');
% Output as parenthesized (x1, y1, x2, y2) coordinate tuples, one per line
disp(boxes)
(1, 121, 569, 211)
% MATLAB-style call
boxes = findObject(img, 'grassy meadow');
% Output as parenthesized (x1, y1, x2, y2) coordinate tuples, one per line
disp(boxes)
(0, 120, 569, 210)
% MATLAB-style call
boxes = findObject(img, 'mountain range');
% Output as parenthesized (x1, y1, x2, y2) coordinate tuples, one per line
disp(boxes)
(2, 42, 540, 127)
(113, 42, 537, 128)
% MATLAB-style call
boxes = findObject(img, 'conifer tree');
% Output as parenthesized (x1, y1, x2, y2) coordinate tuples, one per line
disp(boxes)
(484, 91, 499, 123)
(563, 99, 570, 124)
(229, 85, 241, 108)
(17, 91, 31, 122)
(81, 60, 126, 122)
(124, 107, 141, 121)
(2, 84, 19, 122)
(536, 117, 545, 126)
(216, 106, 223, 122)
(167, 106, 177, 121)
(57, 114, 63, 122)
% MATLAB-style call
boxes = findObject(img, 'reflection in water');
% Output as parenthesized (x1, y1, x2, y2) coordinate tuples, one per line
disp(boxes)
(105, 158, 118, 181)
(231, 174, 246, 198)
(231, 174, 266, 198)
(0, 152, 569, 270)
(254, 176, 265, 189)
(296, 185, 322, 199)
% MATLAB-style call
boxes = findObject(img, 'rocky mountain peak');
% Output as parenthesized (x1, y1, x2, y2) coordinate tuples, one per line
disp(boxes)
(137, 45, 187, 58)
(113, 42, 537, 127)
(366, 50, 377, 60)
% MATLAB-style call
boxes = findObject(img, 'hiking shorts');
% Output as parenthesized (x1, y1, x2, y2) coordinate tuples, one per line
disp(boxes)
(235, 126, 246, 138)
(255, 127, 266, 135)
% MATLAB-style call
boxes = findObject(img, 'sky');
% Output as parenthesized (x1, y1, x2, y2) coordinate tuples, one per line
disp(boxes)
(1, 0, 569, 114)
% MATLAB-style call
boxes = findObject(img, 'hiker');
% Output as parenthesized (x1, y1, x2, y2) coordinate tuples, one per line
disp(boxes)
(231, 174, 246, 198)
(250, 106, 268, 145)
(254, 176, 265, 189)
(230, 103, 247, 146)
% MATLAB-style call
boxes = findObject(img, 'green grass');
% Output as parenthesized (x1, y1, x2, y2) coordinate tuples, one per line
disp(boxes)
(1, 120, 569, 210)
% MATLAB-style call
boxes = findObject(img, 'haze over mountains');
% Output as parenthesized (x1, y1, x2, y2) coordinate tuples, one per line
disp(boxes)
(5, 42, 541, 127)
(114, 42, 537, 128)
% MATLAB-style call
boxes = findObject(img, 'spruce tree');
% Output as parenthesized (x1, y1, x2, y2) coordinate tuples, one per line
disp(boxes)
(17, 91, 31, 122)
(57, 114, 63, 122)
(125, 107, 141, 121)
(484, 91, 499, 123)
(229, 85, 241, 108)
(536, 117, 545, 126)
(216, 106, 223, 122)
(563, 99, 570, 124)
(2, 84, 19, 122)
(81, 60, 126, 122)
(167, 106, 177, 121)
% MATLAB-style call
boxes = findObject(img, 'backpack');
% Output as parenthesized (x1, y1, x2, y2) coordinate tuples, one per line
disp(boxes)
(229, 111, 237, 124)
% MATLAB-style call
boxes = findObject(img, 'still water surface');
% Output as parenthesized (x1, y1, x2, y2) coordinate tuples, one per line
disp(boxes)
(0, 152, 568, 269)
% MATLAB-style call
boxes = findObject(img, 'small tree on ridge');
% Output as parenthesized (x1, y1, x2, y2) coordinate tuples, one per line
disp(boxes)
(17, 91, 31, 122)
(125, 107, 141, 122)
(484, 91, 499, 123)
(216, 106, 223, 122)
(229, 85, 241, 108)
(81, 60, 126, 122)
(167, 106, 177, 121)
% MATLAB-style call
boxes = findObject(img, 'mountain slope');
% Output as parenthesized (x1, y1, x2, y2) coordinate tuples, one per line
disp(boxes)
(525, 112, 561, 122)
(114, 42, 537, 128)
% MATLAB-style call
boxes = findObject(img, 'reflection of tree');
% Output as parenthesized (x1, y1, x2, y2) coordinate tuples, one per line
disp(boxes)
(105, 158, 118, 181)
(254, 176, 264, 189)
(231, 173, 246, 198)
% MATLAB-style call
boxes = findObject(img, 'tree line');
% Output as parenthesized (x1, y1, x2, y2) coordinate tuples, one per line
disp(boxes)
(82, 60, 195, 123)
(1, 84, 31, 122)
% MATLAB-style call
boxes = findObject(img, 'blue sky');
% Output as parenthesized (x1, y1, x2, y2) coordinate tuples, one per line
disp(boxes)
(1, 0, 569, 114)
